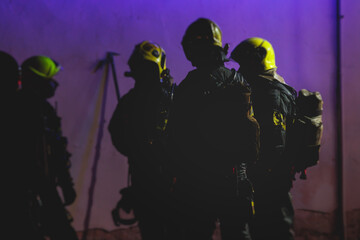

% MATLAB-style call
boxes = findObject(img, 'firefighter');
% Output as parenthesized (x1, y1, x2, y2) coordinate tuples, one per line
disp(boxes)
(0, 51, 19, 95)
(1, 51, 35, 239)
(13, 55, 78, 240)
(169, 18, 259, 240)
(231, 37, 297, 240)
(108, 41, 175, 240)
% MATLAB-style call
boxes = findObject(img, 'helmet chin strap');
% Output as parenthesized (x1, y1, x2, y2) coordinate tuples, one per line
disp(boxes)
(39, 79, 58, 99)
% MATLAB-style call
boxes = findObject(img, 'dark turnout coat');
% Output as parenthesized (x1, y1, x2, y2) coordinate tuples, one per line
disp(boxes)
(245, 71, 297, 194)
(169, 65, 260, 213)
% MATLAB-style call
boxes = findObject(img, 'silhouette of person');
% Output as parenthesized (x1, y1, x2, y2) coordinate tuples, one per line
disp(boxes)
(231, 37, 297, 240)
(169, 18, 260, 240)
(109, 41, 175, 240)
(12, 55, 78, 240)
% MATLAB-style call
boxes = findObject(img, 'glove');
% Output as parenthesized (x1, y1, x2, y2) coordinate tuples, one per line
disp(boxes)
(62, 185, 77, 206)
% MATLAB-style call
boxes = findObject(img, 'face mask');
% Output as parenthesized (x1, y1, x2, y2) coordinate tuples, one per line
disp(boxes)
(42, 78, 59, 99)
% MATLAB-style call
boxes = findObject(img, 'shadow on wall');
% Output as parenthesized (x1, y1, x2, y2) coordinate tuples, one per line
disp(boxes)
(76, 209, 360, 240)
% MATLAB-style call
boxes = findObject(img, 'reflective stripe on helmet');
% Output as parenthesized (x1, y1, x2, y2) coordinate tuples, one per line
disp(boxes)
(23, 56, 61, 78)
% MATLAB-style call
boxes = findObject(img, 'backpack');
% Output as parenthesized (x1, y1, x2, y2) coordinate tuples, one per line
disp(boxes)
(289, 89, 324, 179)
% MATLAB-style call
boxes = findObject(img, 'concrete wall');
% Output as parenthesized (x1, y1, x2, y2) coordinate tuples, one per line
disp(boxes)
(341, 0, 360, 239)
(1, 0, 359, 238)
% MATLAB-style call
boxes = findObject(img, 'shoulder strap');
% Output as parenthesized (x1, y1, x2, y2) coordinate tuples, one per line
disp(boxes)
(271, 81, 296, 100)
(270, 81, 297, 114)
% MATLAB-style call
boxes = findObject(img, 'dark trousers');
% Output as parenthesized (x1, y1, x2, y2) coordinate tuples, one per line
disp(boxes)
(135, 204, 168, 240)
(133, 184, 169, 240)
(6, 192, 45, 240)
(169, 185, 252, 240)
(171, 207, 251, 240)
(249, 192, 295, 240)
(219, 215, 252, 240)
(40, 187, 78, 240)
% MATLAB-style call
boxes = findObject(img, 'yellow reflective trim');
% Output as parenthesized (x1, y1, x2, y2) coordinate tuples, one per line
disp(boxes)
(163, 119, 168, 131)
(273, 111, 286, 130)
(156, 118, 168, 132)
(249, 105, 254, 117)
(251, 201, 255, 215)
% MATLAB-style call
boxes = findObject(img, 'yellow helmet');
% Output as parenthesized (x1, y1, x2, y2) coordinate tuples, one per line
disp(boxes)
(231, 37, 277, 72)
(182, 18, 222, 48)
(182, 18, 223, 63)
(128, 41, 166, 78)
(21, 55, 61, 79)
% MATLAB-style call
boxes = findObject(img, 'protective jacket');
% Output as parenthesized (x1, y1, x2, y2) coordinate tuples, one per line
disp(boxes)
(170, 65, 259, 213)
(13, 91, 77, 240)
(11, 92, 74, 196)
(245, 70, 297, 193)
(108, 80, 174, 194)
(108, 79, 176, 240)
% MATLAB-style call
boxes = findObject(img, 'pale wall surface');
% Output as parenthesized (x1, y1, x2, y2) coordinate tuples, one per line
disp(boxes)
(1, 0, 358, 238)
(341, 0, 360, 238)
